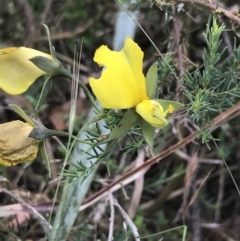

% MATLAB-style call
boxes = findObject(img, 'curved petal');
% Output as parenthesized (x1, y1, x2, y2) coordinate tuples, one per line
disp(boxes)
(0, 47, 53, 94)
(89, 37, 148, 109)
(136, 100, 168, 128)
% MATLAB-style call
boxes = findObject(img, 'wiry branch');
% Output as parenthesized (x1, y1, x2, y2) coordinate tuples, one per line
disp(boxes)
(13, 0, 36, 46)
(172, 0, 240, 24)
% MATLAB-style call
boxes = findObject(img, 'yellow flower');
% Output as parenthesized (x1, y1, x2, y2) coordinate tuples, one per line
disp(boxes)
(0, 120, 40, 166)
(136, 100, 175, 127)
(0, 47, 53, 94)
(89, 37, 173, 128)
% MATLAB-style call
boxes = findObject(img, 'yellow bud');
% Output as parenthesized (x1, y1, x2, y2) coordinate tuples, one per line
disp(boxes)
(0, 120, 40, 166)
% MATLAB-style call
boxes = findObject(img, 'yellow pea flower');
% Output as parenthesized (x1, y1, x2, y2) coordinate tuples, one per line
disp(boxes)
(89, 37, 173, 128)
(0, 47, 53, 94)
(136, 100, 172, 128)
(0, 120, 40, 166)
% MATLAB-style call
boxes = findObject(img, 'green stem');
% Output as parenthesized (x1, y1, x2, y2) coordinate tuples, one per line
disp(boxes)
(62, 70, 100, 112)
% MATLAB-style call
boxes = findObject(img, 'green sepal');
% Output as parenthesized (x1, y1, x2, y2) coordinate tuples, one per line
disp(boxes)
(39, 142, 51, 178)
(30, 56, 71, 79)
(146, 63, 158, 98)
(155, 99, 184, 111)
(36, 76, 52, 111)
(9, 104, 35, 127)
(30, 56, 60, 75)
(29, 127, 67, 141)
(109, 108, 140, 140)
(140, 118, 155, 147)
(29, 127, 49, 141)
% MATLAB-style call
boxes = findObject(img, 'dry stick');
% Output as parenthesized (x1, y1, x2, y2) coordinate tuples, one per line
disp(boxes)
(34, 10, 103, 42)
(0, 188, 52, 232)
(187, 151, 201, 241)
(173, 0, 240, 25)
(34, 0, 54, 46)
(40, 0, 53, 24)
(127, 150, 145, 218)
(84, 101, 240, 206)
(172, 10, 185, 77)
(214, 164, 225, 222)
(113, 197, 140, 241)
(13, 0, 35, 46)
(108, 193, 115, 241)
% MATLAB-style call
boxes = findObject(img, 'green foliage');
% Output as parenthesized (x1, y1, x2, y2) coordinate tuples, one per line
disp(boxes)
(63, 160, 97, 184)
(157, 54, 177, 98)
(183, 18, 240, 143)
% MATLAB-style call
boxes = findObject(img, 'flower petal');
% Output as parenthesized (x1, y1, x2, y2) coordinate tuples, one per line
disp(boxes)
(136, 100, 168, 128)
(0, 47, 53, 94)
(89, 37, 148, 109)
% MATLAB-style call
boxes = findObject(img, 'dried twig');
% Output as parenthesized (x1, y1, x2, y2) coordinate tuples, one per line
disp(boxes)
(0, 188, 52, 231)
(127, 150, 145, 218)
(113, 197, 140, 241)
(214, 165, 225, 222)
(108, 193, 115, 241)
(40, 0, 53, 24)
(172, 0, 240, 24)
(172, 8, 185, 78)
(13, 0, 36, 46)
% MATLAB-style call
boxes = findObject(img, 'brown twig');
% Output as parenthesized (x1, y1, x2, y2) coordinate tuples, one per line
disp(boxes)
(127, 150, 145, 218)
(13, 0, 36, 46)
(0, 188, 52, 231)
(214, 164, 225, 222)
(108, 193, 115, 241)
(187, 150, 201, 241)
(40, 0, 53, 24)
(113, 197, 140, 241)
(34, 9, 102, 42)
(173, 9, 185, 77)
(172, 0, 240, 25)
(83, 101, 240, 206)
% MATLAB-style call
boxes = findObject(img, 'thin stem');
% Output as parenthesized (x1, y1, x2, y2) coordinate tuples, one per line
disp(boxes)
(173, 11, 185, 77)
(172, 0, 240, 25)
(108, 193, 115, 241)
(63, 71, 100, 112)
(113, 197, 140, 241)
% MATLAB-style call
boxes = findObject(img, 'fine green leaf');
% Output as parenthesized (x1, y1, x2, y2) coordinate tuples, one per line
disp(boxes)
(36, 76, 52, 111)
(39, 142, 51, 178)
(43, 24, 57, 60)
(146, 63, 158, 98)
(9, 104, 35, 127)
(140, 118, 155, 147)
(109, 108, 140, 140)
